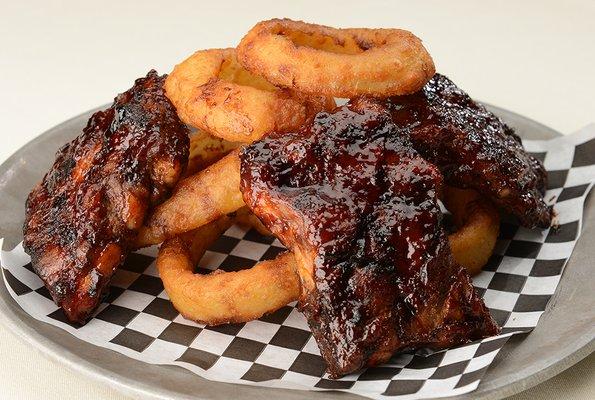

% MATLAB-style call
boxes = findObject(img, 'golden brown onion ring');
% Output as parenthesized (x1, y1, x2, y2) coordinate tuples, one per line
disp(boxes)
(444, 187, 500, 276)
(165, 48, 335, 143)
(237, 19, 435, 98)
(136, 150, 245, 247)
(157, 213, 299, 325)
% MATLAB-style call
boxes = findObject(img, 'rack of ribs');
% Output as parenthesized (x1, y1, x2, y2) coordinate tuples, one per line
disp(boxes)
(240, 98, 499, 377)
(23, 71, 190, 323)
(387, 74, 551, 228)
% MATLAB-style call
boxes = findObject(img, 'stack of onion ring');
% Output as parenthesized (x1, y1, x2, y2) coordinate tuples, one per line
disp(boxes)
(164, 48, 335, 143)
(237, 19, 435, 98)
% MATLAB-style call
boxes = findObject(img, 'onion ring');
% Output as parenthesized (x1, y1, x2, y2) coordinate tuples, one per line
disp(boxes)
(136, 150, 245, 247)
(157, 212, 299, 325)
(164, 48, 335, 143)
(443, 187, 500, 276)
(237, 19, 435, 98)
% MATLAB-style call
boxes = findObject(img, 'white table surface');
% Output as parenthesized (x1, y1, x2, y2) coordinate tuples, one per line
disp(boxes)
(0, 0, 593, 399)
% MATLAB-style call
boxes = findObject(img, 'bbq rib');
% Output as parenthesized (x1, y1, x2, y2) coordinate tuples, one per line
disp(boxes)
(23, 71, 190, 323)
(387, 74, 551, 228)
(240, 98, 499, 377)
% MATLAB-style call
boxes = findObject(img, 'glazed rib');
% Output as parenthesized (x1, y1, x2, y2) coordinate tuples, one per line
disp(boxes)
(387, 74, 551, 228)
(240, 98, 499, 377)
(23, 71, 189, 323)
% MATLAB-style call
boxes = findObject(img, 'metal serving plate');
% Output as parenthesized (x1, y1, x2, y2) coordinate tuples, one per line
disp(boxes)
(0, 105, 593, 400)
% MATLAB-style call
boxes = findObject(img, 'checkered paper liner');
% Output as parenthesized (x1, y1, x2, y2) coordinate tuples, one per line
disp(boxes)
(2, 124, 595, 400)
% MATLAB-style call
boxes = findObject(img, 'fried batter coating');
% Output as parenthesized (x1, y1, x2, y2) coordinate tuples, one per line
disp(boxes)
(237, 19, 435, 98)
(165, 48, 334, 142)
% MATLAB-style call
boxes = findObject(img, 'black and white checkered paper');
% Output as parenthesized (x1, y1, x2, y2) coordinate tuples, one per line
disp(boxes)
(3, 124, 595, 399)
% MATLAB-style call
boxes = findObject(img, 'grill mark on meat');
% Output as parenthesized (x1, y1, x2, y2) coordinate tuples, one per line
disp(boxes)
(23, 71, 189, 323)
(240, 98, 499, 377)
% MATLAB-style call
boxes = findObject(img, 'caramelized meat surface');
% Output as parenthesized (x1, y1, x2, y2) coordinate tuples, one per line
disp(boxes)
(23, 71, 189, 323)
(387, 74, 551, 228)
(240, 99, 499, 377)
